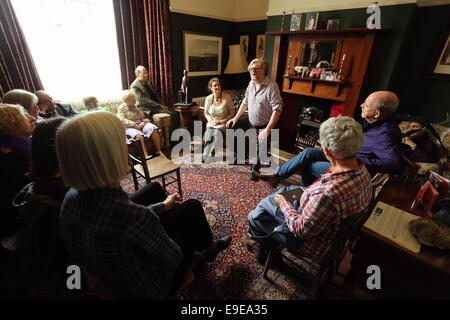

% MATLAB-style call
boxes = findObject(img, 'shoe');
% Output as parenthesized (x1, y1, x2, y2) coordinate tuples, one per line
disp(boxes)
(243, 238, 267, 265)
(250, 170, 259, 182)
(258, 173, 281, 189)
(204, 236, 232, 262)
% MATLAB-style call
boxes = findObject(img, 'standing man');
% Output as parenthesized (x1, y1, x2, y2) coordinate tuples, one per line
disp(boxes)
(255, 91, 405, 188)
(130, 65, 180, 131)
(35, 90, 78, 118)
(226, 59, 283, 180)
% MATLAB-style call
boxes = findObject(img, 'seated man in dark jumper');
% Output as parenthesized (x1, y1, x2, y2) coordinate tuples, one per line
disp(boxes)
(35, 90, 77, 118)
(256, 91, 405, 187)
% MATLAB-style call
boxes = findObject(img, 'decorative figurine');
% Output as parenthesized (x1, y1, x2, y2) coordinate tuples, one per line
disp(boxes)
(181, 69, 190, 104)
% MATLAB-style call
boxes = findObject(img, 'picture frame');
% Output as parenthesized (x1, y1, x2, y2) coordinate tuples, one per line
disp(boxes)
(290, 13, 301, 31)
(183, 31, 222, 77)
(305, 12, 319, 31)
(326, 18, 340, 30)
(240, 34, 249, 58)
(429, 25, 450, 80)
(256, 34, 266, 59)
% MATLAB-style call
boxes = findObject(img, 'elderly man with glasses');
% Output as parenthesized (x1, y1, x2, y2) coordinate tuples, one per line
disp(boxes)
(226, 58, 283, 179)
(255, 91, 405, 188)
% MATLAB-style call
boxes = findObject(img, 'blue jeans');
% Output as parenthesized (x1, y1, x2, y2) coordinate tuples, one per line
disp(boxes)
(247, 186, 303, 251)
(276, 148, 330, 187)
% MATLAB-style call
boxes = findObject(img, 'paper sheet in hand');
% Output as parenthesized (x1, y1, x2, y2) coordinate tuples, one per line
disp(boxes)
(363, 201, 421, 253)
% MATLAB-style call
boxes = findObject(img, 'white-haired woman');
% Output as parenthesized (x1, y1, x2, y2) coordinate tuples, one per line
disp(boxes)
(56, 111, 231, 299)
(244, 116, 373, 264)
(0, 104, 36, 239)
(3, 89, 40, 121)
(117, 90, 161, 158)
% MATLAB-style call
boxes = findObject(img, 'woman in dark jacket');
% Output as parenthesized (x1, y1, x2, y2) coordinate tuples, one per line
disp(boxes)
(0, 104, 35, 239)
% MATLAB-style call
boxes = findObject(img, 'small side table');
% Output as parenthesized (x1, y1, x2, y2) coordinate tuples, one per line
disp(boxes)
(174, 104, 199, 132)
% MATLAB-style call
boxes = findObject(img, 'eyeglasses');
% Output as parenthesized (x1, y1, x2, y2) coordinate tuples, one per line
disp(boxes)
(249, 67, 264, 72)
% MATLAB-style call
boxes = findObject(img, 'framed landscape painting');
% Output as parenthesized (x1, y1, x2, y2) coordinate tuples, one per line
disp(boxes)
(183, 32, 222, 76)
(430, 26, 450, 80)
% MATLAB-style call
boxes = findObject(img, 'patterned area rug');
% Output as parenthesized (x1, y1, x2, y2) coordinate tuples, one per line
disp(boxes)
(123, 157, 307, 300)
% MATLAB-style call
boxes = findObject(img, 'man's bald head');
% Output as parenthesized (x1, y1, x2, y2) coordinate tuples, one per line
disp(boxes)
(361, 91, 399, 123)
(369, 91, 399, 118)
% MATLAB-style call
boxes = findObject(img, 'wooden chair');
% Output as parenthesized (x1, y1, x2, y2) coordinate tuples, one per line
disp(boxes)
(262, 215, 358, 299)
(127, 138, 182, 198)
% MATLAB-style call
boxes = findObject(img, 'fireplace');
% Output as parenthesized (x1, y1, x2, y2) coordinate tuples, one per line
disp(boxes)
(293, 96, 334, 151)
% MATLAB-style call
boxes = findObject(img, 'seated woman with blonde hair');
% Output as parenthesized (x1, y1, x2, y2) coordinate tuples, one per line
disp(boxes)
(56, 111, 231, 299)
(117, 90, 161, 158)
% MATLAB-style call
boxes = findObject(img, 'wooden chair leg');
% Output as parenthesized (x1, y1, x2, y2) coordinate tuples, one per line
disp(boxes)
(176, 169, 182, 200)
(130, 165, 139, 191)
(263, 246, 275, 279)
(161, 175, 166, 192)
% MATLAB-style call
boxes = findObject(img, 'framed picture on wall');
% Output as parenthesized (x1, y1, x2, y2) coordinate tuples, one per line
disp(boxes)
(256, 34, 266, 59)
(327, 19, 340, 30)
(305, 12, 319, 30)
(240, 34, 249, 58)
(290, 13, 301, 31)
(430, 25, 450, 80)
(183, 31, 223, 76)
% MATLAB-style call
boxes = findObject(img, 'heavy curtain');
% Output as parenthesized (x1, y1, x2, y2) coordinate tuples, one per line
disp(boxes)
(113, 0, 173, 105)
(0, 0, 43, 98)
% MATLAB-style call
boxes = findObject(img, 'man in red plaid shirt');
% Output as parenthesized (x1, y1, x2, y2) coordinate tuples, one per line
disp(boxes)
(244, 116, 373, 264)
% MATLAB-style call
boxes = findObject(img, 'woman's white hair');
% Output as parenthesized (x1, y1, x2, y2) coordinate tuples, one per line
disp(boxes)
(319, 116, 364, 160)
(56, 111, 129, 190)
(3, 89, 38, 113)
(121, 90, 136, 104)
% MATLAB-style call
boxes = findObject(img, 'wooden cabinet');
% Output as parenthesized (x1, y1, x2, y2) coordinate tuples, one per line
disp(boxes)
(268, 28, 388, 152)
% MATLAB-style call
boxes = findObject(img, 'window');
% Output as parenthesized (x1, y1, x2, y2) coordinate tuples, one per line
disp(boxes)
(12, 0, 122, 102)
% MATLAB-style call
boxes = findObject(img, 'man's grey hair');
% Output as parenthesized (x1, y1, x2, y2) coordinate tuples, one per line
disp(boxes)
(135, 65, 146, 77)
(3, 89, 38, 113)
(319, 116, 364, 160)
(248, 58, 269, 76)
(373, 91, 399, 118)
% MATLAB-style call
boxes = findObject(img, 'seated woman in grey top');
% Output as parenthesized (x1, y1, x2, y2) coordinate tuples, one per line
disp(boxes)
(56, 111, 231, 299)
(203, 78, 235, 162)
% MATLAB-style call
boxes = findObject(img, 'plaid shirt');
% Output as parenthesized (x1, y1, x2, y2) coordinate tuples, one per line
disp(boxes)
(280, 160, 372, 263)
(59, 188, 182, 299)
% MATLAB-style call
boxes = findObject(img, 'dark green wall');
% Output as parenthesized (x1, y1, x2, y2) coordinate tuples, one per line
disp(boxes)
(170, 12, 266, 99)
(394, 4, 450, 122)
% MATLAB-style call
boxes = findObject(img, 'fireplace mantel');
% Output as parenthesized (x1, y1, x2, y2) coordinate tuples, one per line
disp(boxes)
(268, 27, 389, 151)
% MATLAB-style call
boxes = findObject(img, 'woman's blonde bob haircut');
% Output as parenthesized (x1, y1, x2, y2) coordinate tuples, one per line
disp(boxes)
(319, 116, 364, 160)
(0, 104, 29, 137)
(56, 111, 129, 190)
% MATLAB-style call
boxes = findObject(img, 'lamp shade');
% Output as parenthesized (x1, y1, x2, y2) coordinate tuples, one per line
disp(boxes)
(224, 44, 249, 74)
